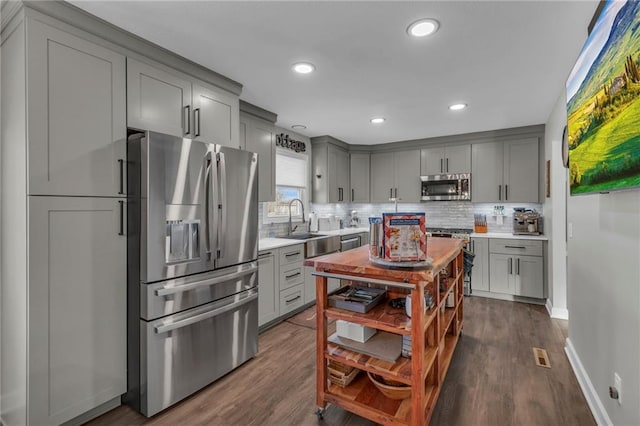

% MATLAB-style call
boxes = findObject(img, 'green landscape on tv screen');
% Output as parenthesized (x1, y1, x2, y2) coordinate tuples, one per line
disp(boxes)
(566, 0, 640, 195)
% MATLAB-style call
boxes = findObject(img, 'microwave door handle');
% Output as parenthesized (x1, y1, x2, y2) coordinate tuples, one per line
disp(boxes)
(218, 152, 227, 259)
(204, 152, 214, 259)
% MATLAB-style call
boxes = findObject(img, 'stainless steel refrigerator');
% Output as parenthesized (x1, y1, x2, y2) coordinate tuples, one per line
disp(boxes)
(125, 131, 258, 417)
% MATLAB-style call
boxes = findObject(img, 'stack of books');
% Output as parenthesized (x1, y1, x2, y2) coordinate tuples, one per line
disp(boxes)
(401, 335, 412, 358)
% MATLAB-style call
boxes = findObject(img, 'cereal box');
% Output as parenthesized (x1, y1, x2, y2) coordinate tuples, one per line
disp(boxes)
(382, 213, 427, 261)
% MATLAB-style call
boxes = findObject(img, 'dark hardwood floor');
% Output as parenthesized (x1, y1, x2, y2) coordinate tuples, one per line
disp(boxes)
(88, 297, 595, 426)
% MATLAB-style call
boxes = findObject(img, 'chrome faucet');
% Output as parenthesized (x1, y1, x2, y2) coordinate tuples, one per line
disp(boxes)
(288, 198, 306, 235)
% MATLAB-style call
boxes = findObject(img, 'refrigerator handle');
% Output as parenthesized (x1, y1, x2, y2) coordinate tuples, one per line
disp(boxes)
(204, 151, 214, 260)
(155, 263, 258, 296)
(217, 152, 227, 259)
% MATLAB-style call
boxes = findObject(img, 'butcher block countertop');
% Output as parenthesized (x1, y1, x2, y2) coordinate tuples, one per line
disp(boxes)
(305, 237, 464, 284)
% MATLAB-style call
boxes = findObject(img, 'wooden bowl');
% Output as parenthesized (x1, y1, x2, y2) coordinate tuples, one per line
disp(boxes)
(367, 372, 411, 400)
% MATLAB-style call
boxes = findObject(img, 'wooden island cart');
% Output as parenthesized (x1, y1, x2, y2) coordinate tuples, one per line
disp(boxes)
(309, 238, 465, 426)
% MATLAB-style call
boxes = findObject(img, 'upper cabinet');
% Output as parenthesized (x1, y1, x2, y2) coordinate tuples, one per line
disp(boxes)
(349, 153, 370, 203)
(240, 111, 276, 202)
(27, 19, 126, 197)
(312, 141, 350, 203)
(420, 144, 471, 175)
(128, 58, 239, 148)
(472, 138, 539, 203)
(370, 150, 421, 203)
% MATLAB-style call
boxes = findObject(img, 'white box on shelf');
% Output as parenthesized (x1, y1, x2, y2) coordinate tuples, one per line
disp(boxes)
(336, 320, 377, 343)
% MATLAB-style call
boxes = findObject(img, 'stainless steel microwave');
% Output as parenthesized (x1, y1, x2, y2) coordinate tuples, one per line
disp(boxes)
(420, 173, 471, 201)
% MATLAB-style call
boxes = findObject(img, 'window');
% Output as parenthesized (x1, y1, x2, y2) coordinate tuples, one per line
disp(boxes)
(264, 150, 308, 222)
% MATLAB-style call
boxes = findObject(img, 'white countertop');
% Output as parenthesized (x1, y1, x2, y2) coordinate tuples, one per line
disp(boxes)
(258, 227, 370, 252)
(470, 232, 548, 241)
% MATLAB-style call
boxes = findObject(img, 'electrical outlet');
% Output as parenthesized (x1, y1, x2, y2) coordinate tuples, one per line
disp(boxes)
(614, 372, 622, 405)
(568, 222, 573, 238)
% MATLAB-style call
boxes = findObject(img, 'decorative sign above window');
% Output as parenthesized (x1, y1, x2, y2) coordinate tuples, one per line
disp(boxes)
(276, 133, 306, 153)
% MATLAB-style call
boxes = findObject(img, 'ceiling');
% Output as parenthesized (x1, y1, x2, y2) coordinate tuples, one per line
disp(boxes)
(68, 1, 598, 145)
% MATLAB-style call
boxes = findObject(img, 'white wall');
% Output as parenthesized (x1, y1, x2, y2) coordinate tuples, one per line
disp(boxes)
(544, 93, 569, 319)
(564, 139, 640, 423)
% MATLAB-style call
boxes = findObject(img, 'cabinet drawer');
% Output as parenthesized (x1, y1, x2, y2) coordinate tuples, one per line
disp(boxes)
(279, 245, 304, 265)
(489, 239, 542, 256)
(280, 284, 305, 315)
(279, 265, 304, 291)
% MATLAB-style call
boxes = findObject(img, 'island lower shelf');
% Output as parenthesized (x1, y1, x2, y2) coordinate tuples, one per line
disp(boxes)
(312, 240, 465, 426)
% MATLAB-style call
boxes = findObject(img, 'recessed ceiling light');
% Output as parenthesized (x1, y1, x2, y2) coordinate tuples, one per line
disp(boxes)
(291, 124, 307, 130)
(292, 62, 315, 74)
(449, 103, 467, 111)
(407, 19, 440, 37)
(370, 117, 386, 124)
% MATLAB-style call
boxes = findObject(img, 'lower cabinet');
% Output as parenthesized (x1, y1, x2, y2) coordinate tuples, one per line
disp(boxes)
(258, 251, 278, 327)
(470, 238, 489, 291)
(487, 239, 544, 298)
(28, 196, 126, 425)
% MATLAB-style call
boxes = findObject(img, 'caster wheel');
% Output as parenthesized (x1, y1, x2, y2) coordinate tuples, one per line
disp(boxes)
(315, 407, 325, 419)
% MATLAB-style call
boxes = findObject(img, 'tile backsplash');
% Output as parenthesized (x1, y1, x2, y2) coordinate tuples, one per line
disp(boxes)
(259, 201, 543, 237)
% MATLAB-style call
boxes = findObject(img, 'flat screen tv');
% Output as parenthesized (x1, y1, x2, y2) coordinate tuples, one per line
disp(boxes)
(566, 0, 640, 195)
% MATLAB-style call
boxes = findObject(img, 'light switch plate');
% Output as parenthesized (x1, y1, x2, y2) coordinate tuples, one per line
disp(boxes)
(614, 372, 622, 405)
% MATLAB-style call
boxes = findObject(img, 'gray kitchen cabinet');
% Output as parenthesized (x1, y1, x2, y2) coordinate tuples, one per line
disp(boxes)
(470, 238, 489, 292)
(128, 60, 239, 148)
(192, 83, 239, 147)
(488, 239, 544, 298)
(127, 57, 192, 138)
(370, 150, 420, 203)
(28, 196, 126, 425)
(240, 113, 276, 202)
(312, 141, 349, 203)
(27, 19, 126, 197)
(349, 152, 370, 202)
(472, 138, 539, 202)
(258, 251, 278, 327)
(420, 144, 470, 175)
(393, 150, 421, 202)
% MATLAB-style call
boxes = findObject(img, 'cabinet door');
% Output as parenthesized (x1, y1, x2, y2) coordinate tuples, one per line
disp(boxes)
(328, 145, 349, 203)
(470, 238, 489, 292)
(258, 253, 278, 326)
(489, 253, 514, 295)
(244, 116, 276, 202)
(127, 57, 191, 137)
(27, 20, 126, 197)
(420, 147, 445, 175)
(471, 142, 504, 202)
(350, 153, 370, 202)
(444, 144, 471, 174)
(504, 138, 539, 202)
(393, 150, 421, 202)
(193, 83, 239, 147)
(28, 197, 126, 425)
(370, 152, 395, 203)
(515, 255, 544, 298)
(336, 148, 350, 203)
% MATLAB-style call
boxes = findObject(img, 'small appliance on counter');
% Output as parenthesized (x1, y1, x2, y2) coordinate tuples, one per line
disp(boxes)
(318, 214, 341, 231)
(348, 210, 360, 227)
(513, 208, 543, 235)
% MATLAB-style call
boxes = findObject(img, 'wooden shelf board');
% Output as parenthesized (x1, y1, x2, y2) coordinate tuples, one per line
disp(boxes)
(437, 270, 462, 304)
(327, 373, 411, 425)
(439, 308, 457, 339)
(326, 303, 438, 336)
(326, 342, 437, 386)
(439, 333, 460, 382)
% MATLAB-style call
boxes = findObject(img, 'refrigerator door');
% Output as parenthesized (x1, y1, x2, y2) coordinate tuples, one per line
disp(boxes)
(141, 288, 258, 416)
(213, 145, 258, 269)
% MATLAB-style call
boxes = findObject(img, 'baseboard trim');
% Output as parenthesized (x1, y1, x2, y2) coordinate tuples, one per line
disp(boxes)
(471, 290, 545, 305)
(565, 338, 612, 426)
(545, 299, 569, 320)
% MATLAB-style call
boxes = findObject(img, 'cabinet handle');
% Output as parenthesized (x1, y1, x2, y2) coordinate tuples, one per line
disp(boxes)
(446, 158, 449, 173)
(517, 258, 520, 275)
(504, 245, 526, 249)
(440, 158, 444, 173)
(390, 188, 393, 199)
(505, 184, 508, 201)
(118, 159, 124, 195)
(285, 252, 300, 257)
(508, 257, 512, 275)
(194, 108, 201, 137)
(471, 240, 475, 253)
(352, 188, 355, 202)
(259, 252, 273, 257)
(118, 200, 124, 236)
(285, 295, 301, 304)
(184, 105, 191, 135)
(285, 272, 301, 279)
(395, 188, 398, 198)
(498, 185, 502, 201)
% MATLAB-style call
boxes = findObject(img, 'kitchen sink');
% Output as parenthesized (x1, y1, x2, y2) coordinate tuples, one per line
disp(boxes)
(280, 233, 327, 240)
